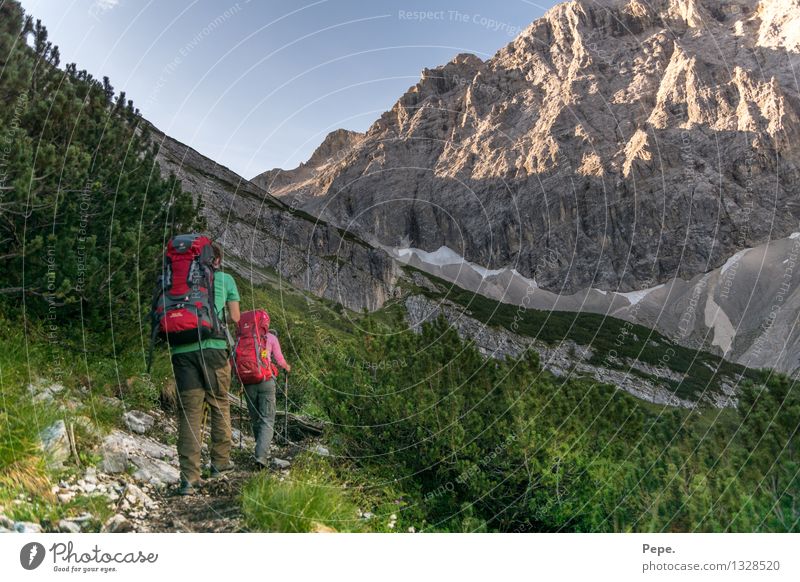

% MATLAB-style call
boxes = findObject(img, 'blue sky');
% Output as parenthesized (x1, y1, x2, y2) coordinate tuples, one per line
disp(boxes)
(19, 0, 552, 178)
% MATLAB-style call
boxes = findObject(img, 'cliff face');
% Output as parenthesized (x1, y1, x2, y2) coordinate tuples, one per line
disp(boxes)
(255, 0, 800, 295)
(148, 125, 400, 312)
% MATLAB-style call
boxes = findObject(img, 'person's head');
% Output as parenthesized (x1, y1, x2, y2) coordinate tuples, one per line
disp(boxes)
(212, 243, 223, 269)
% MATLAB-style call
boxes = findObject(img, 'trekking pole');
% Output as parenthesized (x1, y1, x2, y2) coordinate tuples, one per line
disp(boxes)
(201, 402, 209, 446)
(239, 382, 243, 450)
(284, 375, 289, 445)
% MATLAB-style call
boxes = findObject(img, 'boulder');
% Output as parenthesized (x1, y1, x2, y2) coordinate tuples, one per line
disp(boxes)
(99, 430, 177, 475)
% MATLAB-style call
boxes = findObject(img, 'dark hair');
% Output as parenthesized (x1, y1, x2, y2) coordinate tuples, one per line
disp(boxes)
(212, 243, 223, 264)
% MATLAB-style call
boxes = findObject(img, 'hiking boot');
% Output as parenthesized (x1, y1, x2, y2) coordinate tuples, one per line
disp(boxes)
(254, 457, 269, 471)
(179, 479, 201, 496)
(209, 462, 235, 478)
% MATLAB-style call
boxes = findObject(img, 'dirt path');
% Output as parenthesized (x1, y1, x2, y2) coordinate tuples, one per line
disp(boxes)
(144, 441, 308, 533)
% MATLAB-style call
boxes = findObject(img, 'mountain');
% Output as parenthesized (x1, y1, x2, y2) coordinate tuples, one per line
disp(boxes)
(252, 0, 800, 372)
(147, 124, 399, 312)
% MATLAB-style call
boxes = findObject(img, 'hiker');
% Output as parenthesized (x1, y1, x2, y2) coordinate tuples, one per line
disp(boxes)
(151, 235, 240, 495)
(231, 310, 291, 468)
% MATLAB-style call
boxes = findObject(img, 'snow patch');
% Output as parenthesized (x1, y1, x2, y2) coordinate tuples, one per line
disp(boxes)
(392, 246, 537, 286)
(618, 285, 663, 307)
(721, 249, 748, 275)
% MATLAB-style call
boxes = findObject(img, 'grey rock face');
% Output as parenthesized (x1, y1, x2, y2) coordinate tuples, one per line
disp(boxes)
(256, 0, 800, 297)
(148, 125, 400, 312)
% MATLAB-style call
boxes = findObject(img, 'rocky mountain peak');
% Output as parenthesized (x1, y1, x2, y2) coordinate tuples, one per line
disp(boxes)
(254, 0, 800, 296)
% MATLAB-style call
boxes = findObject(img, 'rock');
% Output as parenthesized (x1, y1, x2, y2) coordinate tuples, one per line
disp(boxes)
(73, 416, 101, 439)
(130, 456, 179, 486)
(151, 125, 400, 313)
(84, 467, 97, 484)
(309, 521, 336, 533)
(271, 458, 291, 470)
(103, 514, 133, 533)
(0, 515, 14, 529)
(58, 519, 81, 533)
(28, 380, 65, 403)
(100, 396, 124, 408)
(0, 527, 11, 533)
(100, 430, 177, 476)
(310, 444, 330, 457)
(123, 410, 155, 434)
(14, 521, 42, 533)
(123, 483, 156, 510)
(57, 493, 74, 505)
(39, 420, 70, 469)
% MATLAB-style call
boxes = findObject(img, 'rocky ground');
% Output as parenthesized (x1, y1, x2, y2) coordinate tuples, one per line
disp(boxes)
(1, 384, 319, 534)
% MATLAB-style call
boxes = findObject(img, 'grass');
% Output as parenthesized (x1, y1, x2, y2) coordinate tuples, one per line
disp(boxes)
(0, 312, 173, 528)
(241, 455, 365, 533)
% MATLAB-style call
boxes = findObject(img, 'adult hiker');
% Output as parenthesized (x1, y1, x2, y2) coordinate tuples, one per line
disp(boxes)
(230, 310, 291, 468)
(150, 235, 240, 495)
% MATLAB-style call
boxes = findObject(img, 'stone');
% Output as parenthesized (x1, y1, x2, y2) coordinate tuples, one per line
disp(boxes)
(0, 515, 14, 529)
(28, 380, 65, 403)
(309, 521, 336, 533)
(310, 444, 330, 457)
(58, 520, 81, 533)
(123, 411, 156, 434)
(57, 493, 74, 504)
(271, 458, 291, 470)
(39, 420, 70, 469)
(84, 467, 97, 484)
(14, 521, 42, 533)
(130, 456, 179, 486)
(103, 514, 133, 533)
(124, 484, 156, 510)
(99, 430, 176, 476)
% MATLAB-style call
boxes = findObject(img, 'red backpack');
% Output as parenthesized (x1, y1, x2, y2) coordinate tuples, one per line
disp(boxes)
(231, 309, 278, 384)
(150, 234, 223, 349)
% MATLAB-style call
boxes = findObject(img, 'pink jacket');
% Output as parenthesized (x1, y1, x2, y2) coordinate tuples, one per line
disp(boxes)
(265, 332, 288, 370)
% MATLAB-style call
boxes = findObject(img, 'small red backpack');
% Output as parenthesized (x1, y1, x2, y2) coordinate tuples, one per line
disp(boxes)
(231, 309, 277, 384)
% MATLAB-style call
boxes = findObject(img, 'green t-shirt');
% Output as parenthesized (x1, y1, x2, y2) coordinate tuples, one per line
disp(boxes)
(170, 271, 240, 355)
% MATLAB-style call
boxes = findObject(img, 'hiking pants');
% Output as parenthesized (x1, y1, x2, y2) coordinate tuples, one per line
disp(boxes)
(243, 379, 277, 464)
(171, 348, 232, 484)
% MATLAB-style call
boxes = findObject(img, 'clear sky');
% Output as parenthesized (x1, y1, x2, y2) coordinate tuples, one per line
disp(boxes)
(19, 0, 552, 178)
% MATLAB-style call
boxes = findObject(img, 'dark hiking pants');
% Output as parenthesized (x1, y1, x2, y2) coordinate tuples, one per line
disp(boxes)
(243, 379, 277, 464)
(171, 348, 232, 484)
